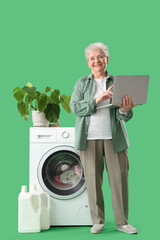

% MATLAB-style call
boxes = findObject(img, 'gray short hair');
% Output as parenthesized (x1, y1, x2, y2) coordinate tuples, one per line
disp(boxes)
(85, 42, 109, 61)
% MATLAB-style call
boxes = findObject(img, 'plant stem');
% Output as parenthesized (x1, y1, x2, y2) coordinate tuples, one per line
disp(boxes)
(31, 105, 37, 110)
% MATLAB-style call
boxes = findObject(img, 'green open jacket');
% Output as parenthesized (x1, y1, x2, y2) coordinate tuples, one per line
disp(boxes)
(70, 73, 133, 153)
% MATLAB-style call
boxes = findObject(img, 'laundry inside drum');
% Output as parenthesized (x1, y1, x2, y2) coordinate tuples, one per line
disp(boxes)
(44, 151, 83, 191)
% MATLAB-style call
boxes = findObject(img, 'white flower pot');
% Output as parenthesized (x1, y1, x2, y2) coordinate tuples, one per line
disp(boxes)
(32, 111, 49, 127)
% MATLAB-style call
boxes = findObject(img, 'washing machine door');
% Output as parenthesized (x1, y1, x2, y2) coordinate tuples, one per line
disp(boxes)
(38, 146, 85, 199)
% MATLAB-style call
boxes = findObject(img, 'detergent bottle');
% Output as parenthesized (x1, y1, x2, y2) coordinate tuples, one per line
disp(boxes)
(40, 192, 50, 230)
(18, 185, 41, 233)
(30, 184, 51, 230)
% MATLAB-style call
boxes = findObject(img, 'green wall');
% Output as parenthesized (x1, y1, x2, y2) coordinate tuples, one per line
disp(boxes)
(1, 0, 159, 239)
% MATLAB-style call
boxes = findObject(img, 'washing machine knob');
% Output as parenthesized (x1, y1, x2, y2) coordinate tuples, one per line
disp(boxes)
(62, 131, 69, 138)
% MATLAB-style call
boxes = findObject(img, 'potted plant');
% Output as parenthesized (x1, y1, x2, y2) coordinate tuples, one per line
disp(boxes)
(13, 83, 71, 127)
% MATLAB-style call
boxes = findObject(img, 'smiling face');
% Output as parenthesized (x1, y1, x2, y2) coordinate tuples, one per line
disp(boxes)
(87, 48, 109, 75)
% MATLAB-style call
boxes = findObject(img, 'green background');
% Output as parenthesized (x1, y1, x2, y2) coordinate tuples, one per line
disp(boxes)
(1, 0, 159, 239)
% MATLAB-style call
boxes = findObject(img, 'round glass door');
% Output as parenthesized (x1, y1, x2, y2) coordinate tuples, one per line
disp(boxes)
(38, 146, 85, 199)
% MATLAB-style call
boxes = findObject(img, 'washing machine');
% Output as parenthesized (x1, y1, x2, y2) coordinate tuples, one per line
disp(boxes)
(29, 127, 92, 226)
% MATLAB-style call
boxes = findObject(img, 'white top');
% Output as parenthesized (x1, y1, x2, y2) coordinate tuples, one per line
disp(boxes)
(87, 77, 112, 140)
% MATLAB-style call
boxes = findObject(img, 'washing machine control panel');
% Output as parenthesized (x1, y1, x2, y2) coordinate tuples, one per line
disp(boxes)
(57, 128, 74, 142)
(30, 127, 75, 143)
(62, 131, 69, 138)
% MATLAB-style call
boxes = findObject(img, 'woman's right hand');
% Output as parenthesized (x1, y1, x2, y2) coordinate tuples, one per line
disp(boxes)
(95, 85, 113, 105)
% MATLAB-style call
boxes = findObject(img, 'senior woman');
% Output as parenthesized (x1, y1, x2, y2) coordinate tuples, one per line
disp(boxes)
(70, 42, 137, 234)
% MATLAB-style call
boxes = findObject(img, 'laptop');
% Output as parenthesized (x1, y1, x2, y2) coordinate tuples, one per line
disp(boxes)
(96, 75, 150, 109)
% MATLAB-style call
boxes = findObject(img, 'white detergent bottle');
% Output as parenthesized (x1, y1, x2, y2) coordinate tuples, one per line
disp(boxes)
(30, 184, 51, 230)
(40, 192, 51, 230)
(18, 185, 41, 233)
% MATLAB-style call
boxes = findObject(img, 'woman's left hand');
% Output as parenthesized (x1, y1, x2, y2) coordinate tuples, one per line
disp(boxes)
(118, 96, 136, 113)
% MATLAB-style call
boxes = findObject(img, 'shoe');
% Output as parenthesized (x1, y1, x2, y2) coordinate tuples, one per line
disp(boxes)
(91, 224, 104, 234)
(116, 224, 138, 234)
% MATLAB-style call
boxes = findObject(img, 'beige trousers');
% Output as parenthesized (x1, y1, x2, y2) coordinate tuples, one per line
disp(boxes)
(80, 139, 129, 225)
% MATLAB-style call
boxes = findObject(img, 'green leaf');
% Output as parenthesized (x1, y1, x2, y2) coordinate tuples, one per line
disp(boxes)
(34, 92, 41, 106)
(47, 96, 52, 103)
(60, 95, 71, 113)
(26, 82, 32, 88)
(25, 95, 32, 107)
(32, 91, 41, 101)
(51, 91, 60, 104)
(44, 86, 51, 94)
(66, 95, 71, 105)
(61, 101, 71, 113)
(22, 86, 36, 95)
(23, 109, 29, 121)
(13, 87, 20, 93)
(17, 102, 29, 121)
(54, 89, 60, 96)
(14, 89, 25, 102)
(38, 94, 48, 112)
(44, 103, 60, 123)
(60, 94, 67, 102)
